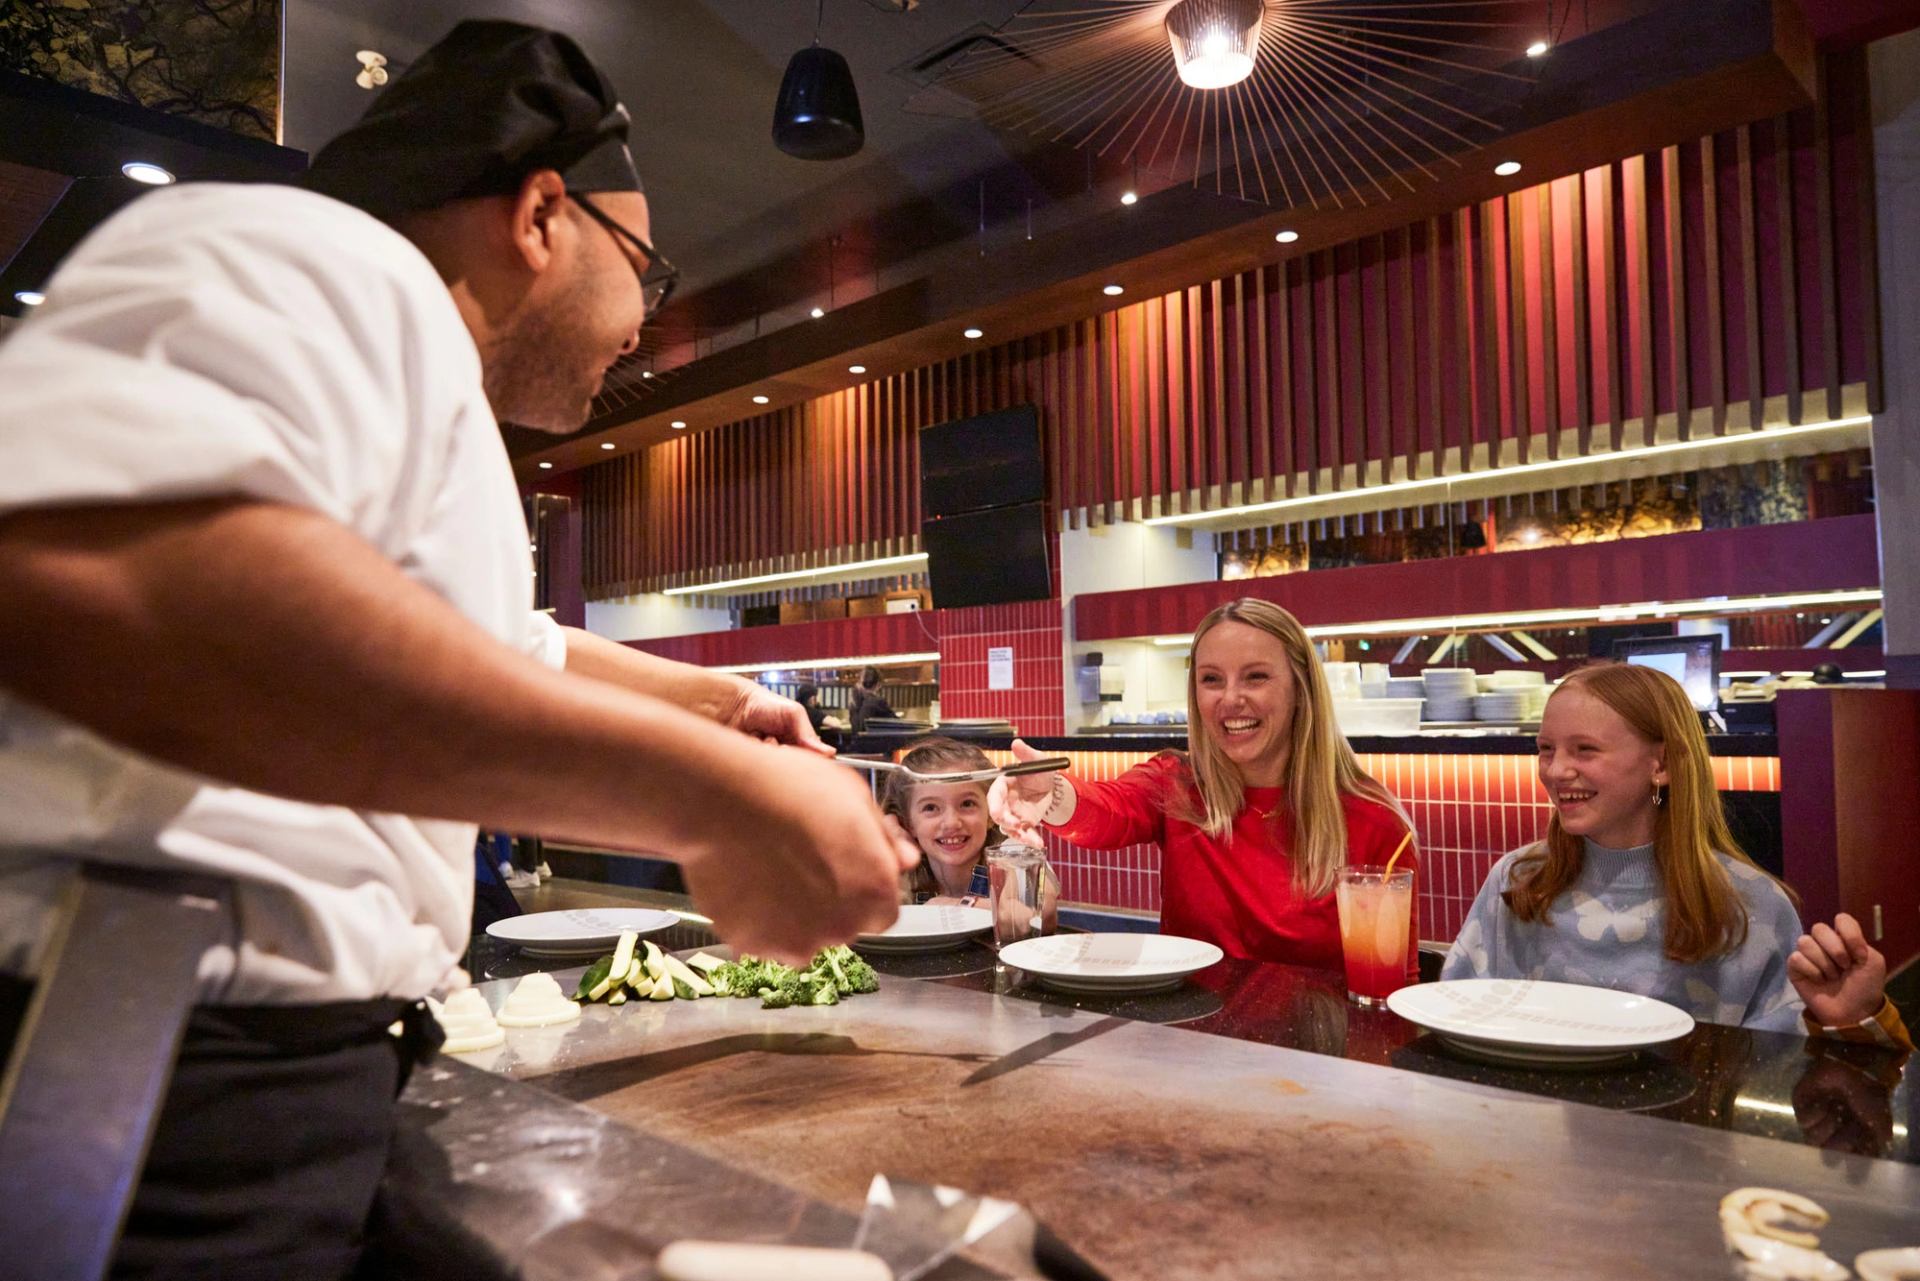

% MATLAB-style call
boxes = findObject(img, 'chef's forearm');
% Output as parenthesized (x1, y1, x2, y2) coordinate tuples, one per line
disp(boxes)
(0, 497, 769, 854)
(561, 626, 746, 724)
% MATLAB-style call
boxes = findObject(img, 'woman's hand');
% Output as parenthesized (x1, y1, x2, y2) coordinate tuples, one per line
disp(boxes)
(988, 738, 1068, 845)
(1788, 913, 1889, 1029)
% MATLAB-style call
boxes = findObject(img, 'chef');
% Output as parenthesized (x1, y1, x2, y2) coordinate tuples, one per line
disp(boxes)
(0, 20, 915, 1279)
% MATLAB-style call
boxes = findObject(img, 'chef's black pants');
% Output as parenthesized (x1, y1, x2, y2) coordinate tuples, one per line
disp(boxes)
(0, 975, 439, 1281)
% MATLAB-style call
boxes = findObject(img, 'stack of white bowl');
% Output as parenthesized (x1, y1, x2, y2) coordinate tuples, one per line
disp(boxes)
(1486, 670, 1550, 719)
(1384, 676, 1427, 701)
(1473, 689, 1532, 723)
(1421, 668, 1478, 722)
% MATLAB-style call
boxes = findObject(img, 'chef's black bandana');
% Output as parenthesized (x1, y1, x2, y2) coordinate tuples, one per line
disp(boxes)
(304, 19, 643, 219)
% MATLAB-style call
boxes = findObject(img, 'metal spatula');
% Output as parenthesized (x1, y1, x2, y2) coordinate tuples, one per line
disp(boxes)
(838, 756, 1071, 786)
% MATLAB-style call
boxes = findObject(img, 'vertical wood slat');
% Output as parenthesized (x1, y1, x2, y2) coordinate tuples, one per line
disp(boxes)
(1537, 182, 1559, 460)
(1251, 269, 1271, 503)
(1701, 135, 1727, 434)
(578, 66, 1876, 598)
(1215, 280, 1232, 503)
(1425, 216, 1444, 480)
(1738, 126, 1766, 431)
(1812, 56, 1842, 422)
(1275, 264, 1296, 497)
(1570, 173, 1592, 455)
(1366, 235, 1391, 483)
(1662, 145, 1691, 440)
(1506, 192, 1530, 464)
(1475, 202, 1498, 469)
(1775, 114, 1803, 424)
(1393, 226, 1416, 480)
(1625, 153, 1655, 449)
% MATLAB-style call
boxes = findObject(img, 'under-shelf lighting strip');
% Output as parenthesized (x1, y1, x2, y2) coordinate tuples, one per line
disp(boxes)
(1141, 416, 1872, 528)
(661, 552, 928, 596)
(1146, 589, 1884, 648)
(711, 651, 941, 676)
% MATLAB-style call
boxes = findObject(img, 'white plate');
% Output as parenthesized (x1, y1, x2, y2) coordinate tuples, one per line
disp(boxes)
(1387, 980, 1694, 1066)
(853, 904, 993, 953)
(486, 908, 680, 957)
(998, 934, 1224, 994)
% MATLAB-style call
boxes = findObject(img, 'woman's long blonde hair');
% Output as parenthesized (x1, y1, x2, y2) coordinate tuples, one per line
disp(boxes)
(1177, 599, 1409, 899)
(1504, 662, 1790, 963)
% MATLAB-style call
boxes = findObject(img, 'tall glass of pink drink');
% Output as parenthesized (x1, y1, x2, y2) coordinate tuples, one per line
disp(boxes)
(1335, 866, 1413, 1005)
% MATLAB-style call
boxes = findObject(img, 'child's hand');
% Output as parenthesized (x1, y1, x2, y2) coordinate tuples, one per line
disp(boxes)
(988, 738, 1062, 844)
(1788, 913, 1888, 1028)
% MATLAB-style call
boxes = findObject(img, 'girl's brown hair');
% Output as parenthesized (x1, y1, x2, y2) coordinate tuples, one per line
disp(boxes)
(1504, 662, 1790, 963)
(880, 736, 1002, 900)
(1177, 598, 1410, 899)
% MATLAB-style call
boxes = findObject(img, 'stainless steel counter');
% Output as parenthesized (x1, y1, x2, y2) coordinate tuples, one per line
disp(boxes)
(420, 964, 1919, 1280)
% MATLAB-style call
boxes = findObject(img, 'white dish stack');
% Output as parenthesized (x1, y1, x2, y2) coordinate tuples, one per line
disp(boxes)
(1486, 669, 1550, 720)
(1420, 668, 1478, 722)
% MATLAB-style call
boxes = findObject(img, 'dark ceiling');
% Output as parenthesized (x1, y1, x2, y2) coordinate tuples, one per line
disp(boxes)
(285, 1, 1073, 346)
(6, 1, 1919, 339)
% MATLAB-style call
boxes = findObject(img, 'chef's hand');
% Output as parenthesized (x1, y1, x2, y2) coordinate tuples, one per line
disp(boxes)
(988, 738, 1068, 845)
(720, 677, 834, 756)
(1788, 913, 1889, 1029)
(681, 746, 917, 964)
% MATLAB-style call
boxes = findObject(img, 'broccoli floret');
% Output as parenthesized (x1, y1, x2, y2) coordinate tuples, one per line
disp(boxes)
(818, 945, 878, 995)
(711, 955, 789, 999)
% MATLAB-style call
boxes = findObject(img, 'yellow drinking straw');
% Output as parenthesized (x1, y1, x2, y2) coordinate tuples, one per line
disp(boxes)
(1382, 829, 1413, 879)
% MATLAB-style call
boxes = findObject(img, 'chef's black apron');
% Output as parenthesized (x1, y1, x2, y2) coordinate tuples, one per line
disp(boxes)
(0, 975, 442, 1281)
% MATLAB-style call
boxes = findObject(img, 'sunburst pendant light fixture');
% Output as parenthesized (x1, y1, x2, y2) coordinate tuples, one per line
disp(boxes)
(1165, 0, 1263, 89)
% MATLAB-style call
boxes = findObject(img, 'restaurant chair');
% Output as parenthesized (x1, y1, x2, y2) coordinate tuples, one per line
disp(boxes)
(0, 862, 230, 1281)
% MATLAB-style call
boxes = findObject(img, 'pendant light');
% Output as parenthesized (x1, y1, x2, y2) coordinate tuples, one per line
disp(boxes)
(773, 0, 864, 160)
(1165, 0, 1264, 90)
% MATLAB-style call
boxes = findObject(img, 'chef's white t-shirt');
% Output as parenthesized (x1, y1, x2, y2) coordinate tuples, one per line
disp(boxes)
(0, 182, 566, 1004)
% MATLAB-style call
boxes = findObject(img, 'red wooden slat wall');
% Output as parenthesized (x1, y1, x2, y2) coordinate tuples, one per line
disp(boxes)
(582, 57, 1874, 600)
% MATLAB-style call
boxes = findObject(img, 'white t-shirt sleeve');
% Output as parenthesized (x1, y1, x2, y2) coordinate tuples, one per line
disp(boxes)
(524, 612, 569, 670)
(0, 185, 467, 540)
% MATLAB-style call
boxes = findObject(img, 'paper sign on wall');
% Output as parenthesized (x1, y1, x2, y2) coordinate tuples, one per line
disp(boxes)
(987, 646, 1015, 691)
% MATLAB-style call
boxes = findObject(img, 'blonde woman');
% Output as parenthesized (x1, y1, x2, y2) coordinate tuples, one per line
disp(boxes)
(1443, 662, 1909, 1046)
(991, 598, 1416, 974)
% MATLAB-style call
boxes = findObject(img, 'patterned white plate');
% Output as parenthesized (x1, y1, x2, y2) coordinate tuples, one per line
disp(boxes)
(1387, 979, 1694, 1066)
(486, 908, 680, 957)
(998, 934, 1225, 994)
(853, 904, 993, 953)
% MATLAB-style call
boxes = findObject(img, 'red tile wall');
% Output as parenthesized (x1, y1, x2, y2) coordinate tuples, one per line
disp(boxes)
(937, 600, 1066, 736)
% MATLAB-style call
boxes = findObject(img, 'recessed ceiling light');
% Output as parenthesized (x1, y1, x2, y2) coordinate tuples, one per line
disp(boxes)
(121, 161, 175, 185)
(1495, 160, 1523, 177)
(538, 461, 554, 469)
(752, 394, 770, 405)
(963, 327, 983, 340)
(1102, 284, 1124, 297)
(848, 364, 866, 374)
(670, 420, 688, 429)
(1275, 229, 1299, 244)
(1526, 39, 1550, 57)
(600, 442, 616, 450)
(640, 370, 653, 379)
(13, 290, 44, 306)
(1120, 191, 1138, 206)
(810, 306, 825, 319)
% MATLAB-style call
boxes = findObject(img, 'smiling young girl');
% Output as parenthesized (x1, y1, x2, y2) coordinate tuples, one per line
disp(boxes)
(881, 737, 1000, 903)
(1443, 662, 1908, 1047)
(992, 599, 1416, 974)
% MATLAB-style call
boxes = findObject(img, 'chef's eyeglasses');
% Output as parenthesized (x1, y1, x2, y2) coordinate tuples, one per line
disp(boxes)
(572, 192, 679, 317)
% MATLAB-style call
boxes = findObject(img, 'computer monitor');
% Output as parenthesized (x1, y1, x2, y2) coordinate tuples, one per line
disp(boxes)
(1611, 634, 1722, 712)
